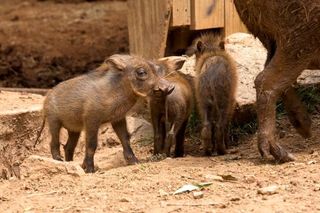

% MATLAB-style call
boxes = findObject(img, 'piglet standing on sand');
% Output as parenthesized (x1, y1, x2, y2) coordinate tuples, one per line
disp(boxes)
(35, 54, 173, 173)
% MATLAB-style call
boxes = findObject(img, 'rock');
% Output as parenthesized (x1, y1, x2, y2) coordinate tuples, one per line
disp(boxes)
(96, 149, 127, 171)
(289, 180, 299, 186)
(314, 184, 320, 192)
(205, 174, 223, 182)
(225, 33, 266, 107)
(230, 197, 240, 202)
(159, 189, 169, 197)
(307, 160, 317, 165)
(220, 174, 238, 182)
(119, 198, 130, 202)
(257, 185, 279, 195)
(20, 155, 85, 179)
(24, 207, 34, 212)
(243, 175, 256, 184)
(127, 116, 153, 143)
(99, 116, 152, 147)
(193, 191, 204, 199)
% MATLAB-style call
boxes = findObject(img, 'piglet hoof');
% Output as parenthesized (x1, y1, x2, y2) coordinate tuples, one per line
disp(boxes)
(296, 125, 312, 139)
(174, 150, 184, 158)
(270, 144, 296, 163)
(81, 161, 95, 173)
(52, 154, 64, 161)
(204, 149, 213, 156)
(125, 155, 139, 165)
(217, 148, 227, 156)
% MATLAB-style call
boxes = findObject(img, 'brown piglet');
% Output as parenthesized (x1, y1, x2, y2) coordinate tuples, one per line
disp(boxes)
(187, 33, 238, 156)
(149, 57, 193, 157)
(35, 54, 173, 173)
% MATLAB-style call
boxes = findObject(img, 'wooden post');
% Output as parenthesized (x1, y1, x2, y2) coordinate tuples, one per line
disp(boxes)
(127, 0, 171, 59)
(171, 0, 191, 27)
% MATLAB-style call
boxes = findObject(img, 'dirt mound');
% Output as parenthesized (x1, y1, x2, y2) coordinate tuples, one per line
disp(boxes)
(0, 0, 128, 88)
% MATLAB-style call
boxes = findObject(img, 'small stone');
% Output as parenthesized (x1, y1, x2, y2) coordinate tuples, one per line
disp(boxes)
(307, 160, 316, 165)
(314, 184, 320, 191)
(257, 185, 279, 195)
(118, 208, 125, 212)
(20, 155, 85, 178)
(24, 207, 34, 212)
(205, 174, 223, 182)
(119, 198, 130, 202)
(159, 189, 169, 197)
(193, 191, 204, 199)
(230, 197, 240, 202)
(230, 197, 240, 201)
(244, 175, 256, 184)
(290, 180, 298, 186)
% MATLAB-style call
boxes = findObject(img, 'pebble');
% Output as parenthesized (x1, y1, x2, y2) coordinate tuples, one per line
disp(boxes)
(205, 174, 223, 182)
(230, 197, 241, 202)
(307, 160, 317, 165)
(119, 198, 130, 202)
(159, 189, 169, 197)
(314, 184, 320, 192)
(257, 185, 279, 195)
(193, 191, 204, 199)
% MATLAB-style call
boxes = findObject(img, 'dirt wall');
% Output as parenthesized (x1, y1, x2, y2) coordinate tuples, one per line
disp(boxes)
(0, 0, 128, 88)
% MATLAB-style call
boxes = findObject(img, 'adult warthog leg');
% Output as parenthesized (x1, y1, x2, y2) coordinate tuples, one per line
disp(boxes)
(255, 50, 310, 163)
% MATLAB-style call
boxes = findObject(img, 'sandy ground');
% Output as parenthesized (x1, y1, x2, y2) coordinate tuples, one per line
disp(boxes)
(0, 116, 320, 212)
(0, 90, 320, 212)
(1, 2, 320, 212)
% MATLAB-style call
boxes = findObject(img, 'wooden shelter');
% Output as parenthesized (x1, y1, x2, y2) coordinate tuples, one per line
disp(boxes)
(127, 0, 247, 59)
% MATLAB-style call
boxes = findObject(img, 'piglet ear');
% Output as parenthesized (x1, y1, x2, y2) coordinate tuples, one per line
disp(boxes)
(185, 46, 196, 56)
(158, 56, 186, 71)
(105, 54, 128, 71)
(172, 58, 186, 70)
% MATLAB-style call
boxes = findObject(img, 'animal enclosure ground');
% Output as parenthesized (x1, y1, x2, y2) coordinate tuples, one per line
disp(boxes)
(1, 112, 320, 212)
(0, 0, 128, 88)
(1, 1, 320, 212)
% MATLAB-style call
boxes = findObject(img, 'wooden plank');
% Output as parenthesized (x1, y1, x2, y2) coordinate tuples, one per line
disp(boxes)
(171, 0, 191, 27)
(224, 0, 247, 36)
(190, 0, 224, 30)
(127, 0, 171, 59)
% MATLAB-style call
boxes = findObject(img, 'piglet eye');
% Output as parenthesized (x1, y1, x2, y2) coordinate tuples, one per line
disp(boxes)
(135, 68, 148, 80)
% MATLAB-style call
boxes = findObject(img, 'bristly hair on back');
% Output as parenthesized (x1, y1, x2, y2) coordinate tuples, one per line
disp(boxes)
(186, 32, 225, 57)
